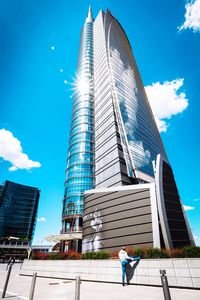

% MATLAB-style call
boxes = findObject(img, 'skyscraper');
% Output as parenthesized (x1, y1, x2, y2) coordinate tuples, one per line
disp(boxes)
(60, 7, 94, 251)
(0, 180, 40, 243)
(61, 8, 194, 252)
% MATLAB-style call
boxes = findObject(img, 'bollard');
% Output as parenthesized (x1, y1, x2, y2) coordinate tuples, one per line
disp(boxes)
(20, 260, 23, 270)
(160, 270, 171, 300)
(75, 276, 81, 300)
(2, 264, 13, 298)
(29, 272, 37, 300)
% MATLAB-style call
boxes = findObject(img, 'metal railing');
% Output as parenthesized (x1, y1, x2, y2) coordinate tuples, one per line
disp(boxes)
(0, 241, 30, 247)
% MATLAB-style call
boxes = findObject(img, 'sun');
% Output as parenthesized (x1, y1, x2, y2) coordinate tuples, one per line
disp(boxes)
(73, 74, 91, 95)
(64, 73, 92, 100)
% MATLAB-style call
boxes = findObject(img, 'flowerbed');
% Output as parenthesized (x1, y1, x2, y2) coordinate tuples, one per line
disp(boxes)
(31, 246, 200, 260)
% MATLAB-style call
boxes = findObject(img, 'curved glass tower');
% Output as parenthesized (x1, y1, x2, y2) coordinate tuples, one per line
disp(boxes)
(61, 8, 94, 250)
(60, 8, 194, 252)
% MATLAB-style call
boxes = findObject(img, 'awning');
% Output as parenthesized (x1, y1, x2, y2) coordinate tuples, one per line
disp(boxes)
(45, 232, 82, 243)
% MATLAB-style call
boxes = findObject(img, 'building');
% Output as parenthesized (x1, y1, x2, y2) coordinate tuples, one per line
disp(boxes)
(0, 180, 40, 243)
(0, 185, 3, 197)
(61, 8, 194, 252)
(61, 7, 94, 252)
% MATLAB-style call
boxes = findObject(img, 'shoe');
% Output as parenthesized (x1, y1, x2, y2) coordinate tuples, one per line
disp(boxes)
(134, 256, 141, 261)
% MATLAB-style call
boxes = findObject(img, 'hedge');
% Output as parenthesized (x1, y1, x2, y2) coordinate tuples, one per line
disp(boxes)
(31, 246, 200, 260)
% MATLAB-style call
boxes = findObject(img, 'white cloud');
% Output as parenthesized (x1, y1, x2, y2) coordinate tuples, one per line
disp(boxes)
(194, 235, 200, 246)
(193, 198, 200, 202)
(60, 68, 63, 73)
(51, 46, 55, 50)
(64, 80, 68, 84)
(154, 118, 168, 134)
(37, 217, 46, 222)
(145, 79, 188, 132)
(179, 0, 200, 32)
(0, 129, 41, 171)
(183, 204, 195, 211)
(193, 236, 200, 246)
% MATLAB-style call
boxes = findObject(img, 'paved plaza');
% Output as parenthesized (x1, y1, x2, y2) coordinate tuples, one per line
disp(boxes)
(0, 263, 200, 300)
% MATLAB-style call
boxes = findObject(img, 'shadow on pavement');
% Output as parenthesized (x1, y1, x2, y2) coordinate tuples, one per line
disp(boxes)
(126, 260, 140, 284)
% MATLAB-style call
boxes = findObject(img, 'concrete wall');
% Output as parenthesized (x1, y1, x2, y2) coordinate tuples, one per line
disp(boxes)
(20, 258, 200, 289)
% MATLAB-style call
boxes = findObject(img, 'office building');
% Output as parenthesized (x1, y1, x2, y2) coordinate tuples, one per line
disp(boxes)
(0, 180, 40, 243)
(61, 8, 194, 252)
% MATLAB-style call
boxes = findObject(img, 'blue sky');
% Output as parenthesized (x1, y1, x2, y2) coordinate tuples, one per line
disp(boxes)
(0, 0, 200, 245)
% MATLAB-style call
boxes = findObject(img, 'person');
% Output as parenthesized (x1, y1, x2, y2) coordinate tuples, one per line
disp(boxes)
(118, 246, 140, 286)
(11, 256, 16, 264)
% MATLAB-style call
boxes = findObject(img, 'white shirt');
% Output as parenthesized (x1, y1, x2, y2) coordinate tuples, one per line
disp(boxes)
(118, 249, 131, 261)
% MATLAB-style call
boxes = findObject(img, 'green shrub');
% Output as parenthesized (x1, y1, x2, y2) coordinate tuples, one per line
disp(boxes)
(98, 250, 110, 259)
(31, 246, 200, 260)
(182, 246, 200, 258)
(82, 250, 110, 259)
(145, 248, 169, 259)
(82, 252, 92, 259)
(133, 247, 145, 258)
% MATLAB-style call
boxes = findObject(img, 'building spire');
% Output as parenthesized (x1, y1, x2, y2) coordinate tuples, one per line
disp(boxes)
(86, 5, 93, 23)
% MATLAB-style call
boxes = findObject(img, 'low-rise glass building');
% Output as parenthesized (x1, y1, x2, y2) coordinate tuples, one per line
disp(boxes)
(0, 180, 40, 243)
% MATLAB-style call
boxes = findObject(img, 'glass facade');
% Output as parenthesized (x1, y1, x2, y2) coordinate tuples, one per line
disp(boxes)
(92, 10, 168, 188)
(0, 180, 40, 243)
(107, 14, 168, 178)
(62, 8, 94, 233)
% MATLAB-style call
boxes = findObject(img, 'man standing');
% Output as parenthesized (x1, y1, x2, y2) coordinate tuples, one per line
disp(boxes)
(118, 246, 140, 286)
